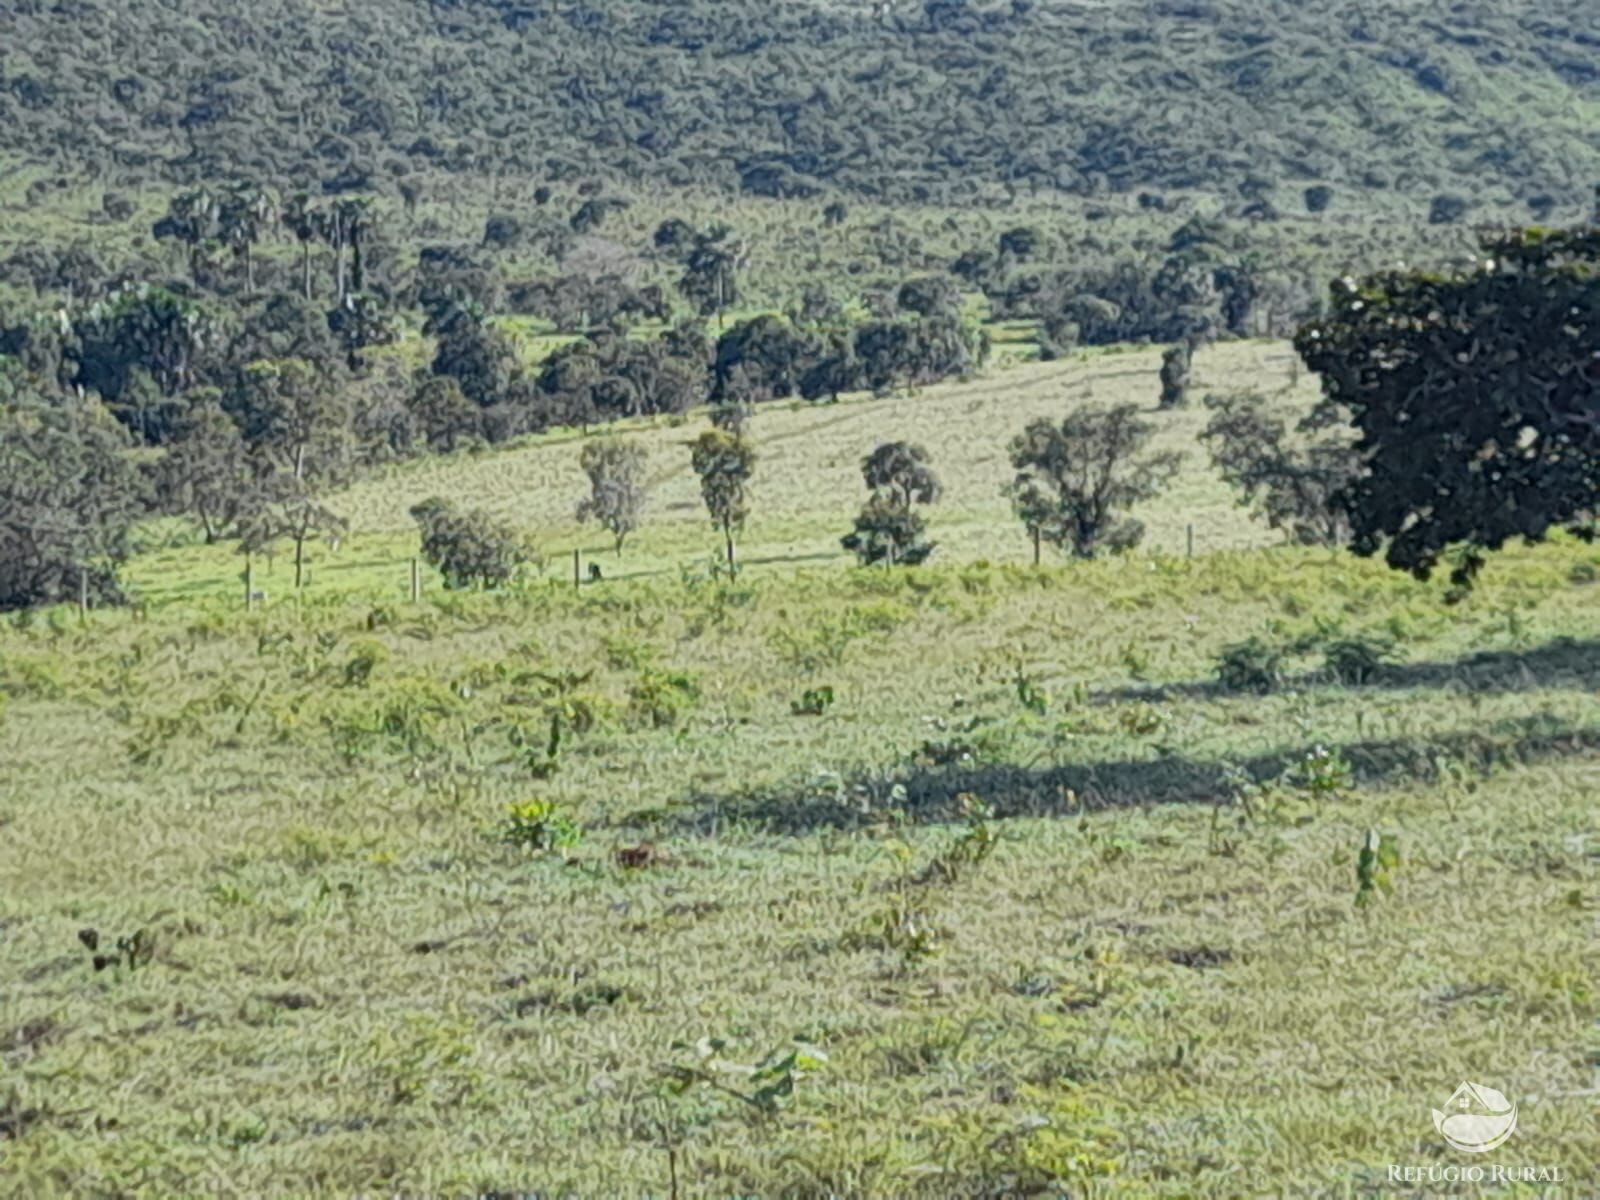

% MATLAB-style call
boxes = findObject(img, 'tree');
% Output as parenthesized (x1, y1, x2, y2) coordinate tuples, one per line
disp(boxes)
(428, 301, 521, 416)
(410, 497, 534, 590)
(225, 358, 354, 587)
(152, 187, 219, 277)
(1200, 390, 1357, 546)
(841, 441, 941, 565)
(280, 192, 323, 301)
(689, 429, 756, 568)
(799, 331, 860, 404)
(217, 182, 276, 292)
(576, 438, 649, 554)
(1006, 404, 1182, 558)
(712, 315, 817, 405)
(240, 485, 348, 592)
(227, 357, 352, 483)
(678, 226, 744, 328)
(1294, 226, 1600, 592)
(0, 400, 148, 610)
(69, 284, 223, 433)
(326, 292, 398, 370)
(153, 397, 258, 542)
(1159, 342, 1192, 408)
(409, 376, 483, 451)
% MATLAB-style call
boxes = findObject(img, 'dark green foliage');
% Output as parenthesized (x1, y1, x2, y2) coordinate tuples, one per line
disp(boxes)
(0, 2, 1592, 214)
(1200, 390, 1358, 546)
(1320, 636, 1395, 685)
(410, 497, 534, 591)
(1304, 185, 1334, 214)
(1214, 637, 1284, 694)
(0, 401, 148, 610)
(712, 316, 818, 405)
(843, 442, 941, 566)
(426, 302, 522, 415)
(689, 429, 757, 567)
(1006, 405, 1182, 558)
(536, 330, 708, 428)
(791, 686, 835, 716)
(1159, 343, 1192, 409)
(1294, 226, 1600, 592)
(677, 227, 744, 324)
(409, 376, 483, 453)
(152, 398, 257, 543)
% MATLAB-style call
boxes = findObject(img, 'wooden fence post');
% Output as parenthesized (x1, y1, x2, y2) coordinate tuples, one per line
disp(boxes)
(78, 567, 88, 624)
(1187, 524, 1195, 559)
(410, 557, 421, 604)
(245, 557, 254, 611)
(573, 548, 581, 589)
(1032, 526, 1042, 567)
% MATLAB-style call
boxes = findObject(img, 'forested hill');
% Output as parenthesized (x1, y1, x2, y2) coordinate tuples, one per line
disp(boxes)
(2, 0, 1598, 213)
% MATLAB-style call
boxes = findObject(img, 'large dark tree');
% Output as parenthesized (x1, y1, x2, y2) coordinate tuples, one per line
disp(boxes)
(1294, 227, 1600, 592)
(0, 401, 148, 610)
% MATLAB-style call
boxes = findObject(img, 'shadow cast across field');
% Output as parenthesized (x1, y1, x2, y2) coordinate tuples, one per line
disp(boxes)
(1094, 636, 1600, 707)
(667, 716, 1600, 836)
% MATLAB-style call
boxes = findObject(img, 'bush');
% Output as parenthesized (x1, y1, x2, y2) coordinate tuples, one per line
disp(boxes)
(410, 496, 536, 590)
(1321, 635, 1393, 685)
(1215, 637, 1284, 693)
(498, 799, 583, 853)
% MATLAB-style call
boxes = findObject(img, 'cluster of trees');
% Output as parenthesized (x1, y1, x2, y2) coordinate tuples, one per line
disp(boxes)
(4, 209, 1596, 609)
(1, 0, 1593, 215)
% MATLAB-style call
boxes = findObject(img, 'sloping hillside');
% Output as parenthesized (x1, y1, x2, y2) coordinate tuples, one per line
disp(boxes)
(1, 0, 1597, 214)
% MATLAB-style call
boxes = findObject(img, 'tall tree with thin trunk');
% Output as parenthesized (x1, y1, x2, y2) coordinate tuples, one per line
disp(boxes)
(689, 429, 756, 568)
(576, 438, 649, 554)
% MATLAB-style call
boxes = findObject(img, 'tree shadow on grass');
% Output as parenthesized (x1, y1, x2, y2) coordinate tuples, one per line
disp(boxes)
(1096, 637, 1600, 707)
(667, 716, 1600, 836)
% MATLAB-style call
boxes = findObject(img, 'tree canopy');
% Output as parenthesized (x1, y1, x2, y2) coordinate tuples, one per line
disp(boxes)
(1294, 227, 1600, 591)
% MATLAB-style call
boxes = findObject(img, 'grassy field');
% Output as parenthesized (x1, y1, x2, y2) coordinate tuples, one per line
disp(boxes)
(3, 343, 1598, 1196)
(125, 341, 1305, 609)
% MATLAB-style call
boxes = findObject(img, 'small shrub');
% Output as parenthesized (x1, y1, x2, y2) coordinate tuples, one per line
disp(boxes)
(498, 799, 583, 853)
(791, 686, 836, 716)
(1287, 744, 1353, 797)
(341, 640, 389, 687)
(1215, 637, 1284, 693)
(1014, 667, 1049, 715)
(1321, 635, 1393, 684)
(1354, 829, 1401, 907)
(626, 669, 699, 730)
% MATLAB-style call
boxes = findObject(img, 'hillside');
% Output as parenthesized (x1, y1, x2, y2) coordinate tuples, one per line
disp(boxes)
(2, 0, 1598, 216)
(3, 356, 1598, 1192)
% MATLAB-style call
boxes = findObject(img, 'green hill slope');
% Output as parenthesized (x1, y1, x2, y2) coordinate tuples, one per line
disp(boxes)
(2, 0, 1597, 215)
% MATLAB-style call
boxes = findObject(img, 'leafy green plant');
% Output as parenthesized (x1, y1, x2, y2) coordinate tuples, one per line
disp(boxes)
(1354, 829, 1401, 907)
(1214, 636, 1284, 693)
(1117, 701, 1165, 736)
(919, 793, 1000, 883)
(1014, 665, 1050, 715)
(791, 685, 836, 716)
(77, 926, 155, 973)
(627, 669, 699, 730)
(661, 1036, 827, 1119)
(341, 639, 388, 687)
(1287, 744, 1353, 797)
(497, 799, 583, 853)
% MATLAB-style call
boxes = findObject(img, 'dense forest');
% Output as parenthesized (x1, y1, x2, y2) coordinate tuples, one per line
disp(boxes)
(2, 0, 1598, 210)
